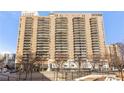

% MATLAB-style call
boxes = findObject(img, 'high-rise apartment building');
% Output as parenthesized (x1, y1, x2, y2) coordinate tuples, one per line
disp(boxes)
(105, 44, 122, 64)
(16, 12, 106, 67)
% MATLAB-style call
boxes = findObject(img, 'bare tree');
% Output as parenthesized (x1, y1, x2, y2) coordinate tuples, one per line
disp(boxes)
(30, 54, 49, 80)
(16, 54, 23, 80)
(113, 55, 124, 81)
(25, 52, 41, 80)
(91, 54, 101, 72)
(28, 52, 35, 80)
(16, 52, 35, 80)
(116, 43, 124, 56)
(112, 44, 124, 81)
(75, 55, 82, 77)
(0, 55, 5, 63)
(55, 53, 68, 80)
(16, 52, 45, 80)
(0, 55, 5, 71)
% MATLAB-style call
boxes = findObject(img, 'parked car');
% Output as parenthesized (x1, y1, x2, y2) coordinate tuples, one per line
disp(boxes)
(105, 75, 121, 81)
(9, 69, 16, 73)
(74, 75, 121, 81)
(82, 62, 93, 71)
(2, 67, 8, 73)
(112, 68, 119, 71)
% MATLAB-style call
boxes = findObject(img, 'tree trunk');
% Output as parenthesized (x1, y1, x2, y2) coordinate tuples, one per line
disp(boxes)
(30, 64, 33, 80)
(72, 72, 73, 80)
(120, 70, 123, 81)
(25, 64, 28, 80)
(19, 69, 21, 80)
(56, 69, 58, 81)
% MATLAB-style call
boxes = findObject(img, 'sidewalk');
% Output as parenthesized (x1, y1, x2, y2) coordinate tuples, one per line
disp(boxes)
(16, 72, 51, 81)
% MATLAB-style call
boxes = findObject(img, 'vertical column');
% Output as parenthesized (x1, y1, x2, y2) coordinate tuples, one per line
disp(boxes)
(16, 16, 26, 57)
(49, 15, 55, 61)
(31, 16, 38, 57)
(85, 14, 93, 61)
(97, 16, 105, 59)
(68, 16, 74, 59)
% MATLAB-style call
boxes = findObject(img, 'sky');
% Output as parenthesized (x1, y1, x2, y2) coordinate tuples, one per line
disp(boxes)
(0, 11, 124, 53)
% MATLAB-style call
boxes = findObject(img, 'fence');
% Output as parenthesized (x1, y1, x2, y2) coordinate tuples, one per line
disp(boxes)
(0, 73, 17, 81)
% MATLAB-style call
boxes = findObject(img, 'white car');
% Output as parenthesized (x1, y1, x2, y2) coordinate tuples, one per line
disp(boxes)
(82, 62, 93, 70)
(75, 75, 121, 81)
(2, 68, 8, 73)
(112, 69, 118, 71)
(105, 75, 121, 81)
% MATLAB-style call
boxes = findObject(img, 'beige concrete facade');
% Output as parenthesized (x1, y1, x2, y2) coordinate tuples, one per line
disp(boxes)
(16, 12, 106, 65)
(105, 44, 121, 64)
